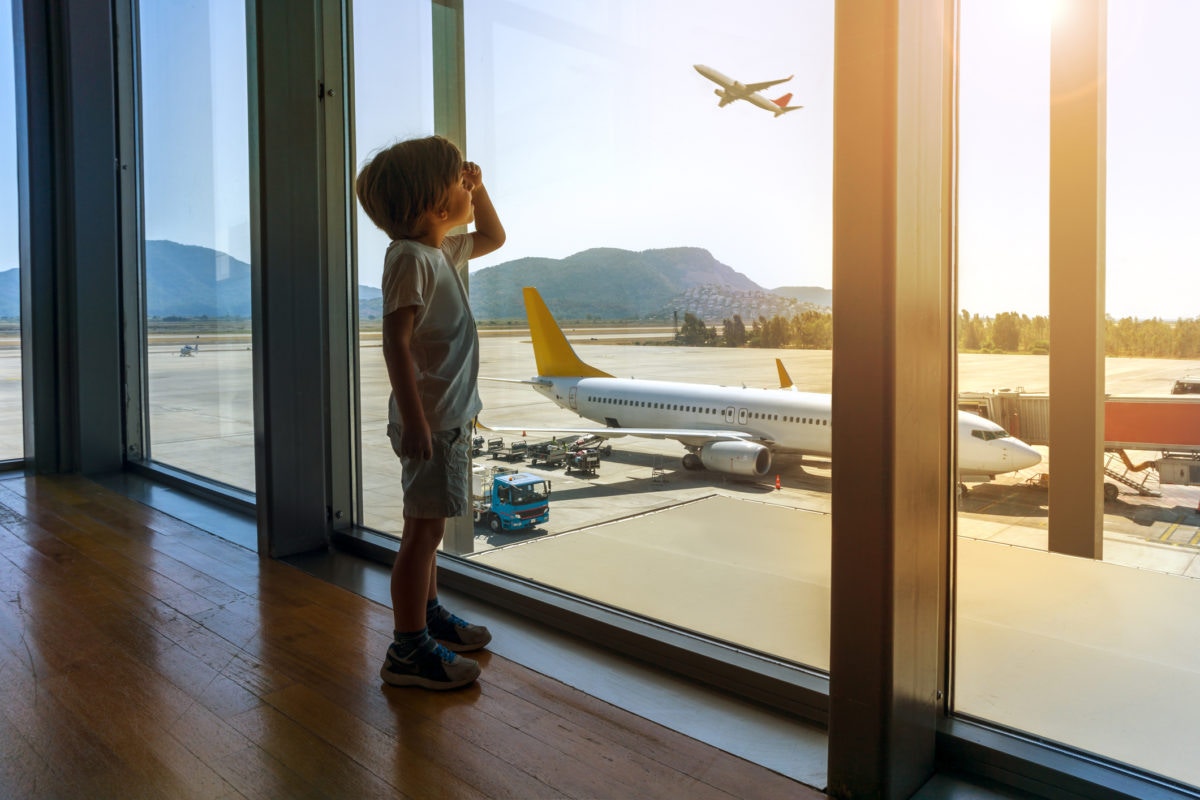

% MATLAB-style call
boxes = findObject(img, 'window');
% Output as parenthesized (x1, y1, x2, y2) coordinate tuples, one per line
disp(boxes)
(955, 1, 1200, 786)
(137, 0, 254, 491)
(352, 0, 434, 534)
(441, 0, 836, 674)
(1, 0, 20, 463)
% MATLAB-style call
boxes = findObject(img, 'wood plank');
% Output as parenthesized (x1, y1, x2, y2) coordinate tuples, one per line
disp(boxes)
(0, 475, 824, 800)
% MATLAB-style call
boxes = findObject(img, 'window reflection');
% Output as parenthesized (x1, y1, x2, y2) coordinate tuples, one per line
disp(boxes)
(138, 0, 254, 490)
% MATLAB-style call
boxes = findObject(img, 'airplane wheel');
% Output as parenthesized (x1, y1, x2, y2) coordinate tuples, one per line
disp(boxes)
(1103, 482, 1119, 502)
(682, 453, 703, 471)
(489, 513, 502, 532)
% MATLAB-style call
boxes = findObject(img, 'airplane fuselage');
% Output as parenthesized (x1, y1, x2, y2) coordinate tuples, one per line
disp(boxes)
(531, 375, 1041, 479)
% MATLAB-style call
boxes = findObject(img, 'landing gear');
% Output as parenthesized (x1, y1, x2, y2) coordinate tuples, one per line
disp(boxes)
(1103, 482, 1119, 502)
(682, 452, 703, 471)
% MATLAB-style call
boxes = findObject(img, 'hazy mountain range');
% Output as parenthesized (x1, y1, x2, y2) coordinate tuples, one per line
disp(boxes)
(0, 241, 831, 322)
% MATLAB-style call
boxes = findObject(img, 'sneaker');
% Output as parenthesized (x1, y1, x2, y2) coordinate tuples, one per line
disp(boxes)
(380, 638, 480, 690)
(428, 606, 493, 653)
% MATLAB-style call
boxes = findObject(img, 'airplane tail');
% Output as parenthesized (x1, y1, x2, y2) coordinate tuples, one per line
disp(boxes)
(523, 287, 614, 379)
(775, 358, 794, 389)
(771, 93, 804, 117)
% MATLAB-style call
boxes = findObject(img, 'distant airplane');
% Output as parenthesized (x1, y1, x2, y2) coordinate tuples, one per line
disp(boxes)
(693, 64, 803, 117)
(481, 288, 1043, 481)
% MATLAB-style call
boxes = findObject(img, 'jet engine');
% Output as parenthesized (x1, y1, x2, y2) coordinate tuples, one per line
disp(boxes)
(697, 441, 772, 477)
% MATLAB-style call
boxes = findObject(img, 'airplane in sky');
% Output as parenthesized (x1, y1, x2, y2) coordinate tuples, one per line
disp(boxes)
(482, 288, 1043, 481)
(693, 64, 804, 117)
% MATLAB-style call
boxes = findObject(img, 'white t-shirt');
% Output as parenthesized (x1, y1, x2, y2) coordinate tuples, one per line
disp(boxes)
(381, 235, 482, 431)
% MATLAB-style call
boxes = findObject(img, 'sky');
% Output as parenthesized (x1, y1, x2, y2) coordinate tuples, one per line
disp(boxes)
(4, 0, 1200, 320)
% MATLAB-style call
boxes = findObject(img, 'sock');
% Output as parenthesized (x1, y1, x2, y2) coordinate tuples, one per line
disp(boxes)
(426, 598, 446, 624)
(391, 628, 430, 659)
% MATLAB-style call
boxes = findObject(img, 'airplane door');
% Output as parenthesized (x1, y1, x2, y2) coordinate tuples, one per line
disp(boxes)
(568, 387, 577, 410)
(724, 406, 736, 424)
(738, 408, 748, 425)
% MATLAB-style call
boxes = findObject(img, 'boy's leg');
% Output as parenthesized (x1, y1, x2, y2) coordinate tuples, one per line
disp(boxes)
(382, 516, 480, 690)
(391, 516, 444, 633)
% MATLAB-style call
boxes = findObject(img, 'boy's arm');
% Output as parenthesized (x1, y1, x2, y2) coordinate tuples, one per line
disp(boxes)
(381, 306, 432, 460)
(464, 162, 505, 258)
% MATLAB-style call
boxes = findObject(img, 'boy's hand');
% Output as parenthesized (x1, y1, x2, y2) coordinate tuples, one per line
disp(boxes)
(400, 420, 433, 461)
(463, 162, 484, 193)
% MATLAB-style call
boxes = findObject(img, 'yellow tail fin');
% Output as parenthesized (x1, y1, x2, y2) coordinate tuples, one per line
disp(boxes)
(523, 287, 613, 378)
(775, 358, 794, 389)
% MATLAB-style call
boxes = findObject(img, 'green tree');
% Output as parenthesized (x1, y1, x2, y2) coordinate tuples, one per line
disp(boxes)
(722, 314, 747, 347)
(793, 310, 833, 349)
(959, 309, 981, 350)
(678, 312, 715, 345)
(992, 312, 1021, 352)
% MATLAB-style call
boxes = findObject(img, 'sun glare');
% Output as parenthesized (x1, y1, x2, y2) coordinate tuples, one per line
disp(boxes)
(1009, 0, 1067, 29)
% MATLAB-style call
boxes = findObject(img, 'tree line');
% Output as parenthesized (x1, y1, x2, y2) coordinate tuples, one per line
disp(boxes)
(674, 309, 1200, 357)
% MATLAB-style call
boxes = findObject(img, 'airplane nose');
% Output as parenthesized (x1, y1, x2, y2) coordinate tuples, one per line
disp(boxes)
(1008, 443, 1042, 471)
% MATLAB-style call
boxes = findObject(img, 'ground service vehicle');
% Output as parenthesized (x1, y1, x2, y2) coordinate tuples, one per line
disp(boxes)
(472, 466, 551, 532)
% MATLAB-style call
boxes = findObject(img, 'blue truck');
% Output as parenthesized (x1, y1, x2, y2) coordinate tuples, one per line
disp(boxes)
(471, 466, 551, 532)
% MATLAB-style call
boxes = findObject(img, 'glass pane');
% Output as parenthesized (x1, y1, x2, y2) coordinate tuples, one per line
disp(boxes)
(955, 0, 1200, 787)
(352, 0, 435, 532)
(1, 0, 20, 462)
(455, 0, 832, 671)
(138, 1, 254, 490)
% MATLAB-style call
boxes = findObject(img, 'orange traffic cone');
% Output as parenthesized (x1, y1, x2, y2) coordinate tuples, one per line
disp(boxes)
(775, 474, 781, 490)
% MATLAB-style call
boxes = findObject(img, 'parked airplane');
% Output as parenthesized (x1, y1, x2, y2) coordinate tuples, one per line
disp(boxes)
(485, 287, 1042, 480)
(693, 64, 803, 117)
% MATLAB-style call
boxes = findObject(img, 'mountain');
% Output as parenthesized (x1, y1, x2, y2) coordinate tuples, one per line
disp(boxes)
(467, 246, 762, 320)
(145, 240, 252, 317)
(142, 241, 380, 319)
(0, 243, 829, 323)
(772, 286, 833, 308)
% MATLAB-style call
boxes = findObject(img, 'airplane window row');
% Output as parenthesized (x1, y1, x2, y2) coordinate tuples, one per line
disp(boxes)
(589, 397, 718, 414)
(585, 396, 830, 427)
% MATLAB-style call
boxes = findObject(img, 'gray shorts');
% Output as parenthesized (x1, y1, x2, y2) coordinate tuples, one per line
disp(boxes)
(388, 422, 472, 519)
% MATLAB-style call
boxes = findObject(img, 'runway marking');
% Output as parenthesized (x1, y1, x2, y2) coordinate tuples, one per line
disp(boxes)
(1158, 523, 1181, 542)
(1191, 530, 1200, 547)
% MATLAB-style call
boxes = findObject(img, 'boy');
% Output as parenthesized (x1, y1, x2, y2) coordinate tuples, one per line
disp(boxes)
(355, 136, 506, 689)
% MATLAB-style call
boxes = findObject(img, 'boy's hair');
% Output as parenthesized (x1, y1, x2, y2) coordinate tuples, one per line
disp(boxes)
(355, 136, 464, 240)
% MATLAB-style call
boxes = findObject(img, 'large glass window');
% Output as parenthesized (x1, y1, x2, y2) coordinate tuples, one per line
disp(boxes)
(352, 0, 435, 532)
(137, 0, 254, 490)
(354, 0, 836, 673)
(955, 0, 1200, 787)
(1, 0, 21, 463)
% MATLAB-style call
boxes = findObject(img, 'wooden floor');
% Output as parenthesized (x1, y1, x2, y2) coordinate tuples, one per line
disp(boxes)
(0, 474, 824, 799)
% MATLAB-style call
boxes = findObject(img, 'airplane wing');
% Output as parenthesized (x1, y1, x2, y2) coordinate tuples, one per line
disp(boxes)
(478, 421, 768, 449)
(743, 74, 793, 93)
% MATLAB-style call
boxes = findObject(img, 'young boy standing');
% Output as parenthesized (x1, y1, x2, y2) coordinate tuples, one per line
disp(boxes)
(355, 136, 506, 689)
